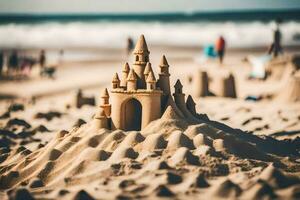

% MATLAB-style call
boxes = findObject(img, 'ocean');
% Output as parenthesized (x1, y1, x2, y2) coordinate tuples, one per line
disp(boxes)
(0, 10, 299, 50)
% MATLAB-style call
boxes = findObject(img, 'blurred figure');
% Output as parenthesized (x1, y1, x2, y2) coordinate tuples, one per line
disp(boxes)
(0, 51, 3, 76)
(58, 49, 64, 65)
(215, 36, 226, 64)
(268, 22, 283, 58)
(203, 44, 217, 58)
(39, 49, 46, 69)
(20, 56, 35, 76)
(8, 50, 19, 75)
(126, 37, 134, 55)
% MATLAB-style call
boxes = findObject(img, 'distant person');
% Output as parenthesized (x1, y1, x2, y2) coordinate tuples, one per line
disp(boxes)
(8, 50, 19, 74)
(268, 22, 283, 58)
(58, 49, 64, 65)
(39, 49, 46, 76)
(0, 51, 3, 76)
(39, 50, 46, 68)
(215, 36, 226, 64)
(126, 37, 134, 55)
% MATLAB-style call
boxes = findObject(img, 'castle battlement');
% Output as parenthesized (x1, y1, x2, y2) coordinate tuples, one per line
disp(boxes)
(94, 35, 200, 131)
(110, 89, 163, 95)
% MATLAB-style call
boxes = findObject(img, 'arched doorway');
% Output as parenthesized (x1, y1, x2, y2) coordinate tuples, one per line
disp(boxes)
(123, 98, 142, 131)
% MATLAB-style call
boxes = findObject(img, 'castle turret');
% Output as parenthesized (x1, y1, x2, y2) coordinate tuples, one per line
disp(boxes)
(127, 69, 138, 91)
(112, 73, 120, 89)
(120, 62, 130, 87)
(174, 79, 183, 94)
(158, 55, 171, 95)
(173, 79, 199, 123)
(144, 62, 152, 80)
(133, 34, 150, 89)
(146, 69, 156, 90)
(186, 95, 197, 116)
(100, 88, 111, 117)
(94, 108, 109, 129)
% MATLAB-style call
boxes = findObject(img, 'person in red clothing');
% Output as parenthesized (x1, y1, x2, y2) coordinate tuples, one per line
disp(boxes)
(215, 36, 226, 64)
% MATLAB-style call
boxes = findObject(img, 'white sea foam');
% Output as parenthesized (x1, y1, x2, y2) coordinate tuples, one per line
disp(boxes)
(0, 21, 299, 49)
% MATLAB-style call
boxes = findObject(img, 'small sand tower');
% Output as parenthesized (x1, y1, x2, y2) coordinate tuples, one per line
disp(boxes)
(120, 63, 130, 87)
(194, 70, 210, 97)
(96, 35, 200, 131)
(94, 108, 109, 129)
(222, 73, 237, 98)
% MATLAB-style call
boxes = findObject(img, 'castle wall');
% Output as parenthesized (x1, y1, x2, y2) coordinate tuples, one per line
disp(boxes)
(110, 91, 162, 130)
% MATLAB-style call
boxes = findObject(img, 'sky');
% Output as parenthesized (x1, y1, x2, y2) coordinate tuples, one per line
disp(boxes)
(0, 0, 299, 14)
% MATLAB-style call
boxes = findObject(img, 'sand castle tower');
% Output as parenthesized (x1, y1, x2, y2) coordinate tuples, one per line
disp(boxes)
(132, 35, 150, 89)
(221, 73, 237, 98)
(194, 70, 210, 97)
(109, 35, 163, 131)
(277, 71, 300, 102)
(120, 63, 130, 87)
(96, 35, 200, 131)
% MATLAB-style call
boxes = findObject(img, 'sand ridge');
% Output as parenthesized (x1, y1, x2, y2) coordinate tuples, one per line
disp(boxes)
(1, 104, 300, 199)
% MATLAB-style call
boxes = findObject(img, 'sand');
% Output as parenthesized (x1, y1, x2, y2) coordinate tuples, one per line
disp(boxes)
(0, 47, 300, 199)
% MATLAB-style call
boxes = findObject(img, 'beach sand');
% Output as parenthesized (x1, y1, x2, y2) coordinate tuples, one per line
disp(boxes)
(0, 46, 300, 199)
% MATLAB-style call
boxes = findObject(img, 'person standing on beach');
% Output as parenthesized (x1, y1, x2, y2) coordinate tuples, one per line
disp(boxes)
(8, 50, 19, 75)
(0, 51, 3, 76)
(39, 50, 46, 68)
(215, 36, 226, 64)
(268, 23, 283, 58)
(39, 49, 46, 76)
(126, 37, 134, 55)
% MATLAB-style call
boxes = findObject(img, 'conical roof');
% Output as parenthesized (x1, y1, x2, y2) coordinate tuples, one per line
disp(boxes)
(127, 69, 138, 81)
(159, 55, 169, 67)
(174, 79, 183, 89)
(122, 62, 130, 73)
(146, 70, 156, 83)
(133, 34, 149, 54)
(144, 62, 153, 75)
(186, 95, 196, 106)
(101, 88, 109, 98)
(112, 73, 120, 83)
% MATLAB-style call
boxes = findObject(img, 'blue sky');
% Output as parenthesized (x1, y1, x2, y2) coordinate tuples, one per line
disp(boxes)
(0, 0, 299, 14)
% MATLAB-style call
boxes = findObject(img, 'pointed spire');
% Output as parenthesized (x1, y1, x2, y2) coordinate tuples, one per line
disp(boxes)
(122, 62, 130, 73)
(186, 95, 196, 106)
(146, 70, 156, 83)
(101, 88, 109, 98)
(133, 34, 149, 54)
(159, 55, 169, 67)
(112, 73, 120, 83)
(186, 95, 197, 116)
(174, 79, 183, 89)
(174, 79, 183, 94)
(127, 69, 138, 81)
(144, 62, 153, 75)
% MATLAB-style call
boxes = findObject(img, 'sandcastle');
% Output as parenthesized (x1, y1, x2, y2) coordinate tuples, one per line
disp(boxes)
(193, 70, 237, 98)
(94, 35, 199, 131)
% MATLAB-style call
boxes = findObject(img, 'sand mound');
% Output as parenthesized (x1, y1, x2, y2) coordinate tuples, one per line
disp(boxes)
(259, 164, 300, 189)
(166, 130, 195, 151)
(1, 108, 300, 199)
(242, 180, 277, 199)
(212, 179, 242, 198)
(169, 147, 200, 166)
